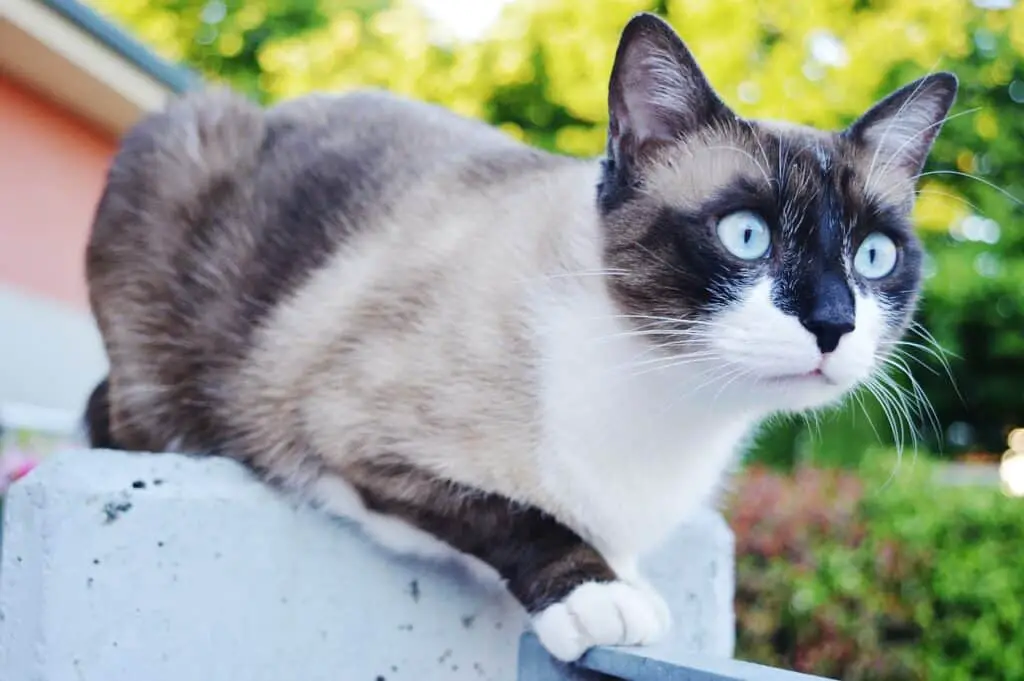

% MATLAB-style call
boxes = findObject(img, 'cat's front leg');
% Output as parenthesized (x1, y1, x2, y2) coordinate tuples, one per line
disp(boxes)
(338, 457, 671, 662)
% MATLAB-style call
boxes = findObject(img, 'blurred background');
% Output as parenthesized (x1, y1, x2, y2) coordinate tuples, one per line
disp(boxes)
(0, 0, 1021, 678)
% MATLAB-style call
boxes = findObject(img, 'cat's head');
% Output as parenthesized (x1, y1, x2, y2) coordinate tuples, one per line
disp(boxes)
(599, 13, 957, 414)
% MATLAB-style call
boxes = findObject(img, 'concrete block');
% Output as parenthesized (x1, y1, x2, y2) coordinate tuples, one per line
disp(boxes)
(518, 633, 833, 681)
(0, 449, 735, 681)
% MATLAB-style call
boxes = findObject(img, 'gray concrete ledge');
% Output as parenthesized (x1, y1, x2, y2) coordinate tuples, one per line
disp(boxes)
(0, 449, 735, 681)
(518, 633, 834, 680)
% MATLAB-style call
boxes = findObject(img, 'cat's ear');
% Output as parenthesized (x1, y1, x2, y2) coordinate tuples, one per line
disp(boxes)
(607, 13, 730, 168)
(845, 72, 958, 178)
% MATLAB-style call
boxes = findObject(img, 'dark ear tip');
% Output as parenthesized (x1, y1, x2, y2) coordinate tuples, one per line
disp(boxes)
(931, 71, 959, 97)
(621, 11, 675, 39)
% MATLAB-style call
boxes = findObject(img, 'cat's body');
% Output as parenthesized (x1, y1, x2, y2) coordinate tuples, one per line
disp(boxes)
(85, 14, 957, 662)
(89, 85, 741, 559)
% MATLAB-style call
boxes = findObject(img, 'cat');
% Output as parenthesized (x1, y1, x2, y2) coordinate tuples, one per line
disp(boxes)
(83, 12, 956, 662)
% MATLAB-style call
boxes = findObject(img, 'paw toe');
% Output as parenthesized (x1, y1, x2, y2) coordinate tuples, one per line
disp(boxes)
(531, 602, 586, 662)
(531, 579, 670, 662)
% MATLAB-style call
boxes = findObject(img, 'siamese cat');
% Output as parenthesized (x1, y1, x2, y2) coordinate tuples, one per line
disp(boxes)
(84, 12, 956, 662)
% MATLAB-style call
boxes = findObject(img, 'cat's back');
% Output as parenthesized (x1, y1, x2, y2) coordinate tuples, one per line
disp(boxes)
(259, 88, 543, 199)
(87, 85, 555, 313)
(85, 87, 559, 452)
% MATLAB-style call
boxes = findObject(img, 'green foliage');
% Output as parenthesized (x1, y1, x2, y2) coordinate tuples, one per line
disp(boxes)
(728, 456, 1024, 680)
(88, 0, 1024, 460)
(904, 14, 1024, 456)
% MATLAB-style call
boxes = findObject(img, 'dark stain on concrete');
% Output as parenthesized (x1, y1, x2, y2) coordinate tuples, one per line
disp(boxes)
(103, 499, 133, 524)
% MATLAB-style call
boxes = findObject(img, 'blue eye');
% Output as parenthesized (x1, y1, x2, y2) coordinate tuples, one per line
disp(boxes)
(716, 211, 771, 260)
(854, 232, 898, 279)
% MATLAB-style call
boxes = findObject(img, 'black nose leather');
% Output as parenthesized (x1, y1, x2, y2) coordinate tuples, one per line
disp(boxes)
(802, 315, 854, 353)
(800, 272, 855, 354)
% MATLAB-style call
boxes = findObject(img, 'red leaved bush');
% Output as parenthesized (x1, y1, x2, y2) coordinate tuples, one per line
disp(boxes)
(726, 466, 930, 680)
(729, 465, 865, 566)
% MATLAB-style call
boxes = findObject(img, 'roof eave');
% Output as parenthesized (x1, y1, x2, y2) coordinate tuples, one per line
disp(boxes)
(0, 0, 201, 138)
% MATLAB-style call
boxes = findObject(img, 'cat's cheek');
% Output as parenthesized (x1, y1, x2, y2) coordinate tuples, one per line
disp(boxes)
(709, 278, 822, 378)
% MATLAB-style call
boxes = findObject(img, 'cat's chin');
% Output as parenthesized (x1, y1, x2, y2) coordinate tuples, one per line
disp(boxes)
(754, 369, 861, 413)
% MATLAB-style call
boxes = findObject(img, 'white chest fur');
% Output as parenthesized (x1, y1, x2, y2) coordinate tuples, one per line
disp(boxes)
(534, 287, 760, 561)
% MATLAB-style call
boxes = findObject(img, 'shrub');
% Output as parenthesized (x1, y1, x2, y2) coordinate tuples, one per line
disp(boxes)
(727, 454, 1024, 680)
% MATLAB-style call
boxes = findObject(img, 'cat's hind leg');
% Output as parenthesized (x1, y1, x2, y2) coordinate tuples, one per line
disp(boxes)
(323, 456, 671, 662)
(82, 377, 130, 450)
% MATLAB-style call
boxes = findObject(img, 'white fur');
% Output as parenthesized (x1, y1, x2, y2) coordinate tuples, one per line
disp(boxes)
(531, 579, 672, 662)
(532, 288, 761, 559)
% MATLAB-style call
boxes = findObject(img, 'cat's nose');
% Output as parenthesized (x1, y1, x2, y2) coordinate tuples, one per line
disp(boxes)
(802, 315, 855, 354)
(800, 272, 855, 354)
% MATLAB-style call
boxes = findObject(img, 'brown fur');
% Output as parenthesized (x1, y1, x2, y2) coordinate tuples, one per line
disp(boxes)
(84, 12, 956, 656)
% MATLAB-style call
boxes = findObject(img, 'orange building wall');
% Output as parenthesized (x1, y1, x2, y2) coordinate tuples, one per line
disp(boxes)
(0, 75, 116, 309)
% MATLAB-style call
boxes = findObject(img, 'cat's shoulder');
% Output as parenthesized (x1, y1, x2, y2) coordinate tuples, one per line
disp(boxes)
(262, 88, 571, 191)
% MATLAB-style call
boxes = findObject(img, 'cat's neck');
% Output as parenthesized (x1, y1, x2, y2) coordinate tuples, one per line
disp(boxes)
(531, 280, 760, 555)
(535, 278, 765, 451)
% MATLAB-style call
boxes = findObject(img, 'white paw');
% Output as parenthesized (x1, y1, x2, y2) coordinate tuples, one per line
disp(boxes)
(530, 580, 672, 662)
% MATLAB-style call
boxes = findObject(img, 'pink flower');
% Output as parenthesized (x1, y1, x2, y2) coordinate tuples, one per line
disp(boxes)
(0, 450, 39, 495)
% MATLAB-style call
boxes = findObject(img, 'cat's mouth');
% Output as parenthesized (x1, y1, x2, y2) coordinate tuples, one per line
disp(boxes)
(764, 368, 836, 386)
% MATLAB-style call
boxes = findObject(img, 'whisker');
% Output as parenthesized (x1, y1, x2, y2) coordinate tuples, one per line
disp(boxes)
(904, 323, 965, 405)
(875, 371, 923, 463)
(745, 122, 775, 189)
(861, 377, 905, 490)
(888, 352, 943, 434)
(710, 365, 755, 404)
(915, 170, 1024, 207)
(909, 322, 957, 359)
(617, 351, 720, 375)
(594, 328, 714, 340)
(865, 376, 904, 457)
(535, 269, 631, 281)
(603, 314, 730, 330)
(913, 188, 983, 216)
(891, 347, 942, 377)
(879, 356, 940, 446)
(893, 337, 959, 364)
(852, 390, 884, 443)
(633, 243, 691, 280)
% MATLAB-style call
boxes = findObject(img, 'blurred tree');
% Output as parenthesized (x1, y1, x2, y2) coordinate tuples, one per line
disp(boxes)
(90, 0, 391, 101)
(899, 12, 1024, 458)
(91, 0, 1024, 461)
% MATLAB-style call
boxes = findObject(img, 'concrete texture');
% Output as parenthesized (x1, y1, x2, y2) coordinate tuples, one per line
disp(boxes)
(0, 448, 735, 681)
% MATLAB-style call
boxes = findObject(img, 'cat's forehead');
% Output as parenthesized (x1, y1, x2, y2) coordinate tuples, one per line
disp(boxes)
(641, 118, 898, 216)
